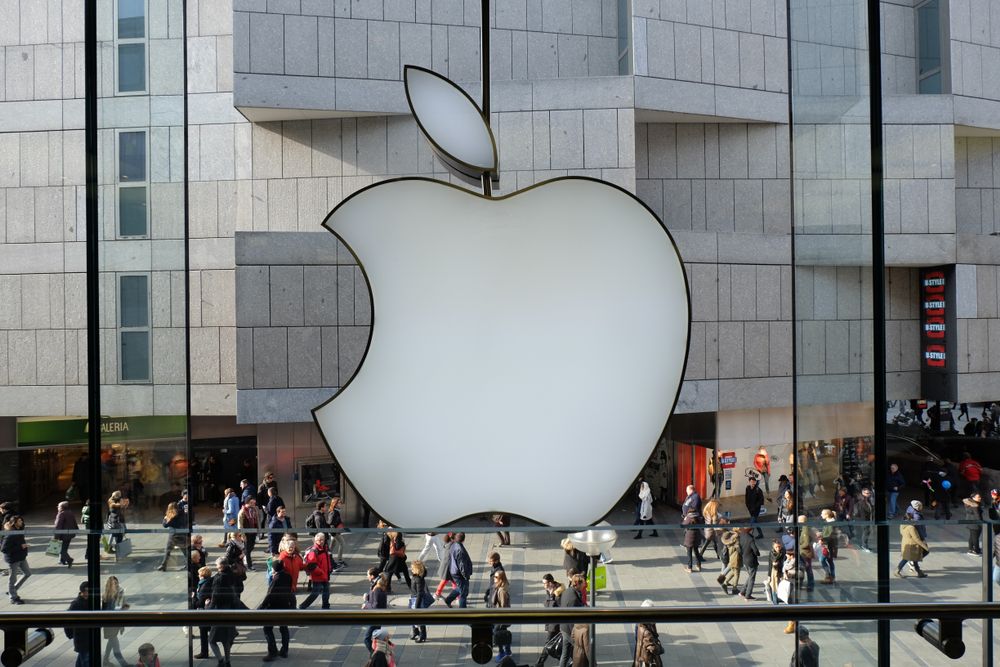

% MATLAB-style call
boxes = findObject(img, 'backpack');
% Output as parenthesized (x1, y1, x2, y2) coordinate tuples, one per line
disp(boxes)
(305, 513, 317, 530)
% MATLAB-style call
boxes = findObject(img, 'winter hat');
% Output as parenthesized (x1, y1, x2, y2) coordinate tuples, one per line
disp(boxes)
(910, 500, 923, 511)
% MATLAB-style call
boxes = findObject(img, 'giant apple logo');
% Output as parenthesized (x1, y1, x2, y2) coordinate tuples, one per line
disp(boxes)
(313, 66, 690, 527)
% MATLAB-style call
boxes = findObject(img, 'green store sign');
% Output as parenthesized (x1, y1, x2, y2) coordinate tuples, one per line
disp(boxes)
(16, 416, 187, 448)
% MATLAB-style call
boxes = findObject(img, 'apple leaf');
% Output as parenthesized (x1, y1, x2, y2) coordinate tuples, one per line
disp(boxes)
(404, 65, 498, 184)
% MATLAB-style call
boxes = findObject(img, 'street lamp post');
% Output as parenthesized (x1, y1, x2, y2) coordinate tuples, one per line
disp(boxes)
(568, 522, 618, 665)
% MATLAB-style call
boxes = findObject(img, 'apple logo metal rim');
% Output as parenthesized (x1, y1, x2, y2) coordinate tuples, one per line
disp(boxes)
(311, 174, 692, 530)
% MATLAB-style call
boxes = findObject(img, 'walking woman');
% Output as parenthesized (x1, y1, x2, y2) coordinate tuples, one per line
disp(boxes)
(101, 576, 131, 667)
(1, 515, 29, 604)
(221, 488, 239, 547)
(681, 511, 703, 573)
(896, 517, 930, 578)
(260, 558, 294, 661)
(409, 560, 432, 643)
(634, 480, 657, 538)
(53, 501, 78, 567)
(208, 557, 239, 666)
(106, 491, 129, 552)
(223, 532, 248, 602)
(777, 489, 795, 524)
(434, 532, 456, 599)
(383, 527, 411, 591)
(698, 499, 722, 561)
(492, 570, 513, 662)
(156, 502, 186, 571)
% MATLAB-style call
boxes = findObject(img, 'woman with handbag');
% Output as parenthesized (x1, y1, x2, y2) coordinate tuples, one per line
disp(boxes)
(224, 532, 248, 602)
(780, 550, 799, 634)
(409, 560, 433, 643)
(764, 539, 784, 604)
(156, 502, 186, 571)
(106, 491, 129, 553)
(53, 501, 77, 567)
(534, 574, 564, 667)
(102, 576, 130, 667)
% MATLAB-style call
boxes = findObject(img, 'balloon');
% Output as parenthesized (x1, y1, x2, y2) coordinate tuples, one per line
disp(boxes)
(942, 480, 952, 489)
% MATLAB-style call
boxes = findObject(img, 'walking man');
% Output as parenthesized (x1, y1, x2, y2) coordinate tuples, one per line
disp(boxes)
(745, 476, 765, 538)
(443, 532, 473, 608)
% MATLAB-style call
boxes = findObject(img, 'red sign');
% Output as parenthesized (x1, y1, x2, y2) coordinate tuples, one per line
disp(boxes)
(720, 452, 737, 469)
(921, 270, 947, 367)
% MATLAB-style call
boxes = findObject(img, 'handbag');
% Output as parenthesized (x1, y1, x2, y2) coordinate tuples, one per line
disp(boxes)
(45, 539, 62, 557)
(420, 590, 434, 608)
(545, 632, 565, 658)
(777, 579, 792, 603)
(115, 538, 132, 560)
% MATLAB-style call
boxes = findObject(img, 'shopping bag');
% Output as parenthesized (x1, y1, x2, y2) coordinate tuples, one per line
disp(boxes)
(115, 538, 133, 560)
(777, 579, 792, 604)
(45, 539, 62, 557)
(594, 564, 607, 590)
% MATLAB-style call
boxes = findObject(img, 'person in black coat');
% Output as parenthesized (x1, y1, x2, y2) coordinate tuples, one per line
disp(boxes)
(745, 477, 765, 538)
(560, 538, 589, 579)
(265, 487, 286, 522)
(156, 502, 187, 571)
(557, 574, 585, 667)
(260, 558, 294, 661)
(65, 581, 91, 665)
(738, 528, 760, 600)
(208, 558, 239, 667)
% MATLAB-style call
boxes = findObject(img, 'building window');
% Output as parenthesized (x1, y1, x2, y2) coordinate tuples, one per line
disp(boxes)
(119, 274, 151, 383)
(117, 0, 146, 93)
(617, 0, 631, 75)
(118, 130, 148, 237)
(916, 0, 945, 93)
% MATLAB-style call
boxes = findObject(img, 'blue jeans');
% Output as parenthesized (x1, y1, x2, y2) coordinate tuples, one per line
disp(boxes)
(299, 581, 330, 609)
(75, 652, 90, 667)
(444, 575, 469, 608)
(993, 565, 1000, 586)
(888, 492, 899, 517)
(819, 553, 835, 579)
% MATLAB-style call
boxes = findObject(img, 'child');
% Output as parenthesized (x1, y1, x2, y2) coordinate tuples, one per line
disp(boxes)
(136, 643, 160, 667)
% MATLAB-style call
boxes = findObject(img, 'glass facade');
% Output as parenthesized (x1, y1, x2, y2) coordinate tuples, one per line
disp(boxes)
(0, 0, 997, 665)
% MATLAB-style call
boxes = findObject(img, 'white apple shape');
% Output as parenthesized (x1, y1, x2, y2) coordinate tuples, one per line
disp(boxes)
(313, 176, 690, 527)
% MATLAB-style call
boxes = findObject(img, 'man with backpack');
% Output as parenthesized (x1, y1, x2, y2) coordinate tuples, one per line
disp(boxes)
(327, 496, 348, 569)
(305, 501, 330, 537)
(299, 533, 334, 609)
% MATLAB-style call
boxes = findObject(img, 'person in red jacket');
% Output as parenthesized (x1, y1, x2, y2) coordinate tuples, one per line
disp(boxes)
(754, 446, 772, 495)
(298, 533, 333, 609)
(959, 452, 984, 497)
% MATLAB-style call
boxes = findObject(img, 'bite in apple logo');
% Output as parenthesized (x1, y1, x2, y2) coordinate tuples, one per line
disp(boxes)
(313, 66, 690, 527)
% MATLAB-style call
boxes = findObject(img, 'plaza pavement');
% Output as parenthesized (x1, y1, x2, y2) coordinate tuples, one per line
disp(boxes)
(4, 503, 997, 666)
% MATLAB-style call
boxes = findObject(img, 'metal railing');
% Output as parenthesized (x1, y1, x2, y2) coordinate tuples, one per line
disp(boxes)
(0, 602, 998, 628)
